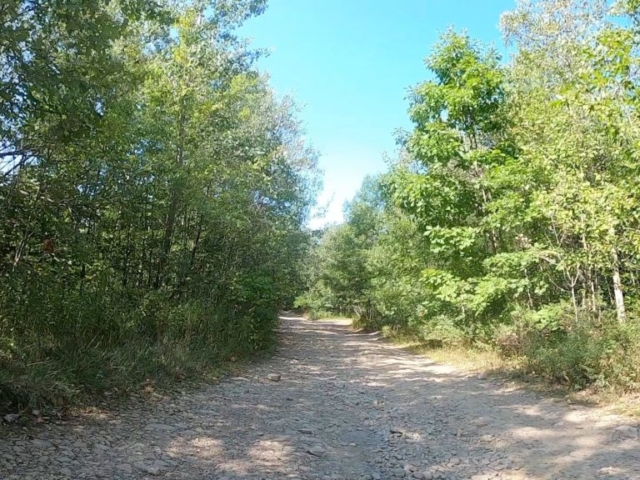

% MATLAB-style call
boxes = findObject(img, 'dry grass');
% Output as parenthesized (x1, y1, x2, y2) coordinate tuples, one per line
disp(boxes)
(383, 331, 640, 418)
(404, 343, 506, 373)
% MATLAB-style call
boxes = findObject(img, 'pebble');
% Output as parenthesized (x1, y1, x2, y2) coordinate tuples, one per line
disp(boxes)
(612, 425, 638, 439)
(145, 423, 175, 431)
(3, 414, 20, 423)
(117, 463, 133, 473)
(306, 445, 325, 457)
(31, 439, 52, 448)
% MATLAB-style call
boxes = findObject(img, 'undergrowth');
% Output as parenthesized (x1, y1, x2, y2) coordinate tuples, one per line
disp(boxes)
(0, 295, 278, 411)
(375, 314, 640, 407)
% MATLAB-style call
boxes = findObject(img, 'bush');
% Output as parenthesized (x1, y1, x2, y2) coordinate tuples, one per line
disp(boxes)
(523, 318, 640, 391)
(0, 274, 279, 410)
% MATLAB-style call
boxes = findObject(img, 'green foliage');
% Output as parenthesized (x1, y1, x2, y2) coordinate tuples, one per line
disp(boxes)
(0, 0, 317, 408)
(524, 319, 640, 391)
(302, 0, 640, 393)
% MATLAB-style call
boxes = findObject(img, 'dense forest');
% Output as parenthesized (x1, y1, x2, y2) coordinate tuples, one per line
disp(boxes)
(4, 0, 640, 409)
(0, 0, 319, 407)
(298, 0, 640, 392)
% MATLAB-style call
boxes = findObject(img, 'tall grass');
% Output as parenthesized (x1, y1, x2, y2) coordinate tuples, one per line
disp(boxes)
(0, 278, 278, 410)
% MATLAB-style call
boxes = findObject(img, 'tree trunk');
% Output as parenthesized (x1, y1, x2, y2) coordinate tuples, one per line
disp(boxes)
(155, 97, 186, 289)
(612, 247, 626, 323)
(570, 284, 579, 323)
(155, 195, 178, 288)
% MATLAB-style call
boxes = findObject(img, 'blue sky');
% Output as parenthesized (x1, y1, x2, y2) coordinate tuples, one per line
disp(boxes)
(240, 0, 516, 228)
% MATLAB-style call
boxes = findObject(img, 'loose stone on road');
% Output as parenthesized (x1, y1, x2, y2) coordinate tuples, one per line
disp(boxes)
(1, 314, 640, 479)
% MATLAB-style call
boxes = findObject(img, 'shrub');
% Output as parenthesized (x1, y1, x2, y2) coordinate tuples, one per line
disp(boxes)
(523, 318, 640, 391)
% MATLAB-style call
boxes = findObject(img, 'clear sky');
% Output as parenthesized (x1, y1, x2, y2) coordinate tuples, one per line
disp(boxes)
(240, 0, 516, 228)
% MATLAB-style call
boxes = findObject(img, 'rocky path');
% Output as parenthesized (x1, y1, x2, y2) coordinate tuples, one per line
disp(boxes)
(2, 314, 640, 480)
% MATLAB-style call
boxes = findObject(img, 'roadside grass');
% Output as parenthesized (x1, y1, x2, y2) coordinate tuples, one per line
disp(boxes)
(304, 309, 352, 321)
(375, 328, 640, 417)
(0, 331, 277, 416)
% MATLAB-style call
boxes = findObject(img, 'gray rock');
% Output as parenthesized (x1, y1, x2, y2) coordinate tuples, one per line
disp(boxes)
(613, 425, 638, 439)
(59, 467, 73, 477)
(470, 418, 489, 427)
(117, 463, 133, 474)
(31, 439, 52, 448)
(145, 423, 175, 431)
(134, 460, 168, 476)
(391, 467, 406, 477)
(3, 414, 20, 423)
(306, 445, 325, 457)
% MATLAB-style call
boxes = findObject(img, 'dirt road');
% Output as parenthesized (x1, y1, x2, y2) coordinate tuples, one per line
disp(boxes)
(2, 314, 640, 479)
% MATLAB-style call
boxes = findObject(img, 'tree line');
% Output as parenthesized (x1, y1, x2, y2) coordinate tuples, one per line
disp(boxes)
(299, 0, 640, 391)
(0, 0, 318, 407)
